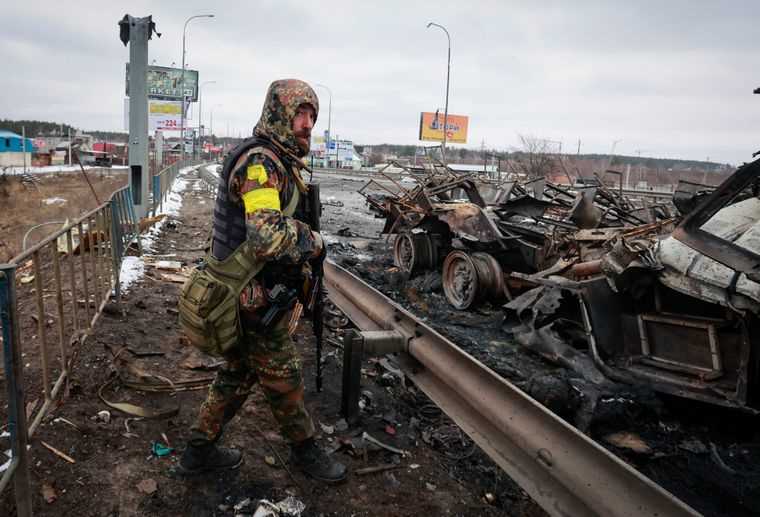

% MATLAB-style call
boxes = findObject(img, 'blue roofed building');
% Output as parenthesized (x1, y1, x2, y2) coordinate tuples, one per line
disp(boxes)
(0, 130, 34, 167)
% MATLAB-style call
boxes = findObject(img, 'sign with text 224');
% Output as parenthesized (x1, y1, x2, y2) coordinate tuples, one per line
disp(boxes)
(418, 112, 469, 144)
(149, 100, 182, 131)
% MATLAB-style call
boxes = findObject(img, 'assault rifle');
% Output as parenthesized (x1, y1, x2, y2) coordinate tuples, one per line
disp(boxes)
(303, 183, 325, 392)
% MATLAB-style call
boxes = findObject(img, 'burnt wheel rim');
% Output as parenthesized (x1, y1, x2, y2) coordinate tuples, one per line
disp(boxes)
(442, 251, 479, 309)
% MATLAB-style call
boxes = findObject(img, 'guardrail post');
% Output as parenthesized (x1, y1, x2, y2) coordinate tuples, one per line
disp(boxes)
(341, 329, 364, 424)
(0, 265, 34, 517)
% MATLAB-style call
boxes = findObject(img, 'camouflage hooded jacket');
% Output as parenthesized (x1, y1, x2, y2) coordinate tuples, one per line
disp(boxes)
(212, 79, 320, 265)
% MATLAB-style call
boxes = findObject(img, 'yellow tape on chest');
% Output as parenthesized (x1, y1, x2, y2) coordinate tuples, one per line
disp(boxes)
(247, 164, 268, 184)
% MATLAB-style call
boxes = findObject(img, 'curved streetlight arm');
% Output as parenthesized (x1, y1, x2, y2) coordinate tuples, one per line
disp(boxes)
(426, 22, 451, 160)
(180, 14, 214, 159)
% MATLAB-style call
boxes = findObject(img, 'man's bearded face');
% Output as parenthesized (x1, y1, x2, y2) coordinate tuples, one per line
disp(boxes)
(291, 104, 316, 156)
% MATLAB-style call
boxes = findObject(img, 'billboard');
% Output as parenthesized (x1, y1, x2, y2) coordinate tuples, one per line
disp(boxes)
(418, 112, 469, 144)
(125, 64, 199, 101)
(149, 100, 182, 131)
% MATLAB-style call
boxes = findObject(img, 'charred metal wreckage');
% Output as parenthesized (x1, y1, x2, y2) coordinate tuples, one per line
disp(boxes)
(360, 155, 760, 413)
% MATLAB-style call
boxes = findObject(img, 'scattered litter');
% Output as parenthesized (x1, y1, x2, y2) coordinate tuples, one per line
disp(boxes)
(409, 463, 420, 469)
(42, 197, 67, 206)
(235, 498, 252, 512)
(603, 432, 652, 454)
(252, 496, 305, 517)
(319, 423, 335, 435)
(94, 410, 111, 424)
(41, 441, 76, 464)
(151, 441, 174, 457)
(355, 463, 402, 476)
(153, 260, 182, 271)
(362, 432, 407, 456)
(53, 417, 82, 433)
(41, 481, 57, 503)
(160, 272, 190, 283)
(679, 438, 708, 454)
(136, 478, 158, 495)
(385, 425, 396, 436)
(483, 492, 496, 504)
(123, 417, 143, 438)
(20, 275, 35, 284)
(264, 455, 277, 467)
(426, 482, 437, 491)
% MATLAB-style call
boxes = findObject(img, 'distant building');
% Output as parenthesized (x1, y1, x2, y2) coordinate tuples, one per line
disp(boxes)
(0, 130, 34, 167)
(309, 136, 363, 169)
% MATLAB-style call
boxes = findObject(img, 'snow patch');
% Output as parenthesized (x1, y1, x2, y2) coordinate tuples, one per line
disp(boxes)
(141, 164, 199, 252)
(42, 197, 67, 206)
(119, 256, 145, 293)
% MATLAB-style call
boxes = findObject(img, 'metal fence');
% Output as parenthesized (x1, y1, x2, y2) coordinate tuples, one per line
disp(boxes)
(152, 159, 203, 215)
(0, 160, 202, 515)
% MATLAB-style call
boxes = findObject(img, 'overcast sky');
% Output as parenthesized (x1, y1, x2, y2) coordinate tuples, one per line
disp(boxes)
(1, 1, 758, 164)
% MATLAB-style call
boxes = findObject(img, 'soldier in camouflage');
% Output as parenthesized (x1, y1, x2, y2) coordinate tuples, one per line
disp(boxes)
(177, 79, 347, 483)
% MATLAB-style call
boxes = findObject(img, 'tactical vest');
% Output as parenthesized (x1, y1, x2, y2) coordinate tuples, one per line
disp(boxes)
(211, 137, 299, 261)
(179, 138, 302, 356)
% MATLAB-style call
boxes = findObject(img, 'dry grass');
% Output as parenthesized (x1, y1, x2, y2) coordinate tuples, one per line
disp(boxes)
(0, 169, 128, 261)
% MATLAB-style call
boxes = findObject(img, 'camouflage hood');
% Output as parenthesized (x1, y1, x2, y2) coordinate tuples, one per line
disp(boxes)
(253, 79, 319, 157)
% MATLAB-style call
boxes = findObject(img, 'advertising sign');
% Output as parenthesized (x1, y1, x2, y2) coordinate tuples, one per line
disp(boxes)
(148, 100, 182, 131)
(126, 64, 199, 101)
(418, 112, 469, 144)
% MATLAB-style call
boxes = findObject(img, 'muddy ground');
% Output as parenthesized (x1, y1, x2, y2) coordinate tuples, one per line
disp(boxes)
(2, 165, 759, 517)
(0, 168, 127, 262)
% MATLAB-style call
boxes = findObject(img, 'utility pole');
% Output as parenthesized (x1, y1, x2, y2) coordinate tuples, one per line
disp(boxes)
(119, 14, 159, 219)
(67, 127, 72, 166)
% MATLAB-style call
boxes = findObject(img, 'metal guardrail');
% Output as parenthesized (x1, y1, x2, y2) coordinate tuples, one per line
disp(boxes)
(0, 159, 201, 515)
(324, 260, 701, 517)
(152, 159, 202, 215)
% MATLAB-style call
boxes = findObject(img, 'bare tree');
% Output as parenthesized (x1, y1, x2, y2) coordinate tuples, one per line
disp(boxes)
(509, 134, 559, 179)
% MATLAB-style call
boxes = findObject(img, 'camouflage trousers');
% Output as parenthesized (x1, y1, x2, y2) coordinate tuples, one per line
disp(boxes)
(190, 314, 315, 445)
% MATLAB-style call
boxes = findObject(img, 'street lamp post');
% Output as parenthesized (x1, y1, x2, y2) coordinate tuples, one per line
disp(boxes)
(198, 80, 216, 158)
(209, 104, 222, 159)
(180, 14, 214, 161)
(314, 83, 332, 167)
(427, 22, 451, 161)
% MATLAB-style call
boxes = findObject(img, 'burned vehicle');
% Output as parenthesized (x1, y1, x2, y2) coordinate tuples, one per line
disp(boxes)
(507, 157, 760, 413)
(361, 155, 760, 412)
(361, 161, 671, 309)
(588, 157, 760, 412)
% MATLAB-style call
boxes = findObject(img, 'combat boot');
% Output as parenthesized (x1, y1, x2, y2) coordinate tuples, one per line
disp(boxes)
(176, 440, 243, 475)
(291, 438, 347, 483)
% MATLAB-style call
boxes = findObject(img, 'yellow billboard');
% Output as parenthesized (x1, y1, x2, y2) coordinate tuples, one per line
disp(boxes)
(419, 112, 469, 144)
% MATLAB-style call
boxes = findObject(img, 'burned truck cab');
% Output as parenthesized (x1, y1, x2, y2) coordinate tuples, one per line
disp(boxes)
(583, 158, 760, 412)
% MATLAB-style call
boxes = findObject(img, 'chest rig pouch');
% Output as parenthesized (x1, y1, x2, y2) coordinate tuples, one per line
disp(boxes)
(178, 153, 301, 357)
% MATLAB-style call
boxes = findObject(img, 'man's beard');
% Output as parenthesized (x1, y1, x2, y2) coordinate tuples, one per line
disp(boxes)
(295, 133, 310, 157)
